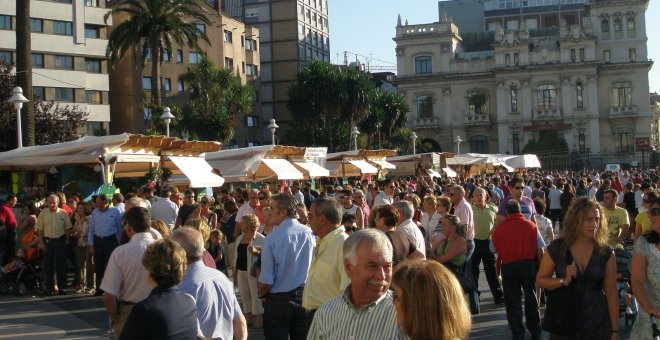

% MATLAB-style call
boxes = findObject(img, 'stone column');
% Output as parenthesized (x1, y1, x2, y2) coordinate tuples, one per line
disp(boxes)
(561, 78, 571, 117)
(442, 88, 452, 126)
(587, 76, 599, 117)
(521, 80, 532, 121)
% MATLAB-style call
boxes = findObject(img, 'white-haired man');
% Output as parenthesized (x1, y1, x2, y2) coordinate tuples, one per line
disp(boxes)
(392, 200, 426, 258)
(307, 229, 403, 339)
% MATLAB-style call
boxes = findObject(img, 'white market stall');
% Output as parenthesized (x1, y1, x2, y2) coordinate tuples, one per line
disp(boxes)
(325, 149, 397, 178)
(446, 153, 516, 175)
(387, 152, 454, 178)
(504, 154, 542, 170)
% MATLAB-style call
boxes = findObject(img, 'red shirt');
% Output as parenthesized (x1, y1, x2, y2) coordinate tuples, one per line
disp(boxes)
(0, 203, 17, 230)
(492, 213, 537, 265)
(499, 184, 511, 198)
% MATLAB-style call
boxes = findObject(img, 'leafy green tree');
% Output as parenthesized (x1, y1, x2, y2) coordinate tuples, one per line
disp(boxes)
(358, 88, 409, 149)
(104, 0, 210, 107)
(177, 56, 253, 143)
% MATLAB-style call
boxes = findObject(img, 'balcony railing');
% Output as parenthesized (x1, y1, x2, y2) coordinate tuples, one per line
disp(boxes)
(534, 108, 561, 119)
(610, 105, 637, 116)
(464, 114, 490, 124)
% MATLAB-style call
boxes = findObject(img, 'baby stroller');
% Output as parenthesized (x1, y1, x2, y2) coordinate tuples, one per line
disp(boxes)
(0, 243, 42, 296)
(614, 247, 637, 328)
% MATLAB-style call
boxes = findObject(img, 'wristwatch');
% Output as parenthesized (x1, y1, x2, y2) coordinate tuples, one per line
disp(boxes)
(559, 278, 567, 287)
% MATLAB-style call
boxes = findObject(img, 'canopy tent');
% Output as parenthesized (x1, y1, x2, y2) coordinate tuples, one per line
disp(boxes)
(504, 154, 541, 169)
(426, 169, 442, 178)
(387, 152, 454, 177)
(292, 161, 330, 178)
(442, 167, 457, 178)
(446, 153, 515, 166)
(326, 149, 397, 177)
(205, 145, 314, 183)
(166, 157, 225, 188)
(0, 133, 223, 187)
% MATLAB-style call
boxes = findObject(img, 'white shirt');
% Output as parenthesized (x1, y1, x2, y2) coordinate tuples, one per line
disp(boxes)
(548, 188, 563, 210)
(420, 211, 441, 242)
(588, 186, 599, 200)
(100, 232, 155, 303)
(372, 191, 393, 207)
(397, 219, 426, 258)
(635, 190, 645, 212)
(236, 202, 256, 221)
(294, 190, 305, 205)
(151, 198, 179, 229)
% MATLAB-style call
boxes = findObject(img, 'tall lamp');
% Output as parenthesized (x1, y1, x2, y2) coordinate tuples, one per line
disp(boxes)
(267, 118, 279, 146)
(350, 126, 360, 151)
(454, 135, 463, 154)
(160, 107, 175, 137)
(8, 87, 29, 148)
(410, 131, 418, 155)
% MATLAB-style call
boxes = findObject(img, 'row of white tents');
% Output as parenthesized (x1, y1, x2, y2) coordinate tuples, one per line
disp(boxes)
(0, 134, 541, 188)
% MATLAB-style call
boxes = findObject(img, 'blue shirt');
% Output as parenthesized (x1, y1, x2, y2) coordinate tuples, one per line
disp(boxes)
(88, 207, 123, 245)
(258, 218, 315, 293)
(179, 261, 242, 340)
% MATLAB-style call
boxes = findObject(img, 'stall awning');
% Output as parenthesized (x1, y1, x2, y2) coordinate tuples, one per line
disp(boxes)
(370, 160, 396, 170)
(169, 157, 225, 188)
(348, 160, 379, 174)
(426, 169, 442, 178)
(293, 161, 330, 178)
(262, 159, 304, 180)
(442, 167, 457, 178)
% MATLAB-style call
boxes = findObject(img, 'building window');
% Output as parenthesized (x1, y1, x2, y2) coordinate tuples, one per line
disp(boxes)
(416, 95, 433, 119)
(601, 19, 609, 33)
(505, 54, 511, 66)
(85, 0, 99, 7)
(570, 49, 576, 62)
(54, 55, 74, 69)
(176, 50, 183, 63)
(0, 15, 11, 30)
(32, 53, 44, 68)
(85, 58, 102, 73)
(468, 89, 488, 115)
(514, 53, 519, 65)
(144, 107, 152, 121)
(614, 18, 622, 32)
(512, 133, 520, 154)
(510, 88, 518, 112)
(414, 56, 432, 74)
(162, 78, 171, 91)
(245, 39, 258, 51)
(245, 115, 259, 127)
(177, 80, 184, 93)
(33, 86, 45, 100)
(579, 48, 585, 61)
(536, 84, 556, 110)
(246, 64, 258, 76)
(469, 135, 488, 153)
(604, 50, 611, 63)
(224, 30, 233, 43)
(85, 25, 100, 38)
(85, 90, 102, 104)
(0, 51, 12, 64)
(54, 88, 74, 101)
(614, 127, 634, 153)
(53, 0, 73, 3)
(142, 77, 152, 91)
(629, 48, 636, 61)
(578, 128, 586, 153)
(225, 57, 233, 69)
(576, 82, 584, 109)
(189, 52, 202, 64)
(52, 21, 73, 36)
(30, 19, 43, 33)
(612, 83, 632, 107)
(196, 23, 205, 34)
(163, 49, 171, 62)
(627, 18, 636, 31)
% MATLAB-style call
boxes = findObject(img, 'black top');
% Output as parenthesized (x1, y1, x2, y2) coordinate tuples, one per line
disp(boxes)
(236, 243, 249, 271)
(208, 243, 226, 271)
(177, 204, 195, 224)
(221, 214, 237, 243)
(119, 286, 198, 340)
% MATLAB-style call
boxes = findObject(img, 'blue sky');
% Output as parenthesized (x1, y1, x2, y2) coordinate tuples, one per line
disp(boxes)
(329, 0, 660, 92)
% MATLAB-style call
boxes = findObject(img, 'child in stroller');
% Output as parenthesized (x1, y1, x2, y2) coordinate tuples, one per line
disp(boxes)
(0, 247, 41, 295)
(615, 247, 638, 327)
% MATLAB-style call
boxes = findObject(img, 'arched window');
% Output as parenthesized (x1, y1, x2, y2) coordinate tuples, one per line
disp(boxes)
(467, 89, 488, 115)
(536, 84, 557, 110)
(416, 95, 433, 119)
(469, 135, 489, 153)
(415, 56, 432, 74)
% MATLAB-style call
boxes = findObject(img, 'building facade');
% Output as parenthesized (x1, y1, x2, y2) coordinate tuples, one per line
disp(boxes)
(108, 5, 262, 147)
(0, 0, 112, 136)
(221, 0, 330, 139)
(394, 0, 657, 155)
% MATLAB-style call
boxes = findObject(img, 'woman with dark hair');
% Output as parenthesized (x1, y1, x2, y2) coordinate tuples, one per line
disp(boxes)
(629, 198, 660, 338)
(119, 239, 198, 339)
(536, 198, 618, 339)
(374, 205, 419, 265)
(16, 201, 38, 251)
(392, 260, 472, 340)
(72, 203, 94, 293)
(634, 190, 659, 240)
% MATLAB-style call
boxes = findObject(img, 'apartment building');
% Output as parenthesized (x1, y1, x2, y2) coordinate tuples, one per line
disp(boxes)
(108, 5, 262, 147)
(0, 0, 112, 136)
(395, 0, 656, 154)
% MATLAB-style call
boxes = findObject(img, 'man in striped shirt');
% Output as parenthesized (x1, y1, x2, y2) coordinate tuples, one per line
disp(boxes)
(307, 229, 404, 339)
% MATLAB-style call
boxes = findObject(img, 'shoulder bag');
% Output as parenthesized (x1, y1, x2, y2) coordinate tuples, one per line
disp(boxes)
(541, 249, 579, 335)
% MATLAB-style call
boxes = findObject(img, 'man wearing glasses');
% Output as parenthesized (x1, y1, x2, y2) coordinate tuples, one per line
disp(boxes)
(88, 193, 123, 296)
(373, 179, 395, 207)
(496, 177, 537, 226)
(338, 190, 364, 229)
(175, 189, 196, 229)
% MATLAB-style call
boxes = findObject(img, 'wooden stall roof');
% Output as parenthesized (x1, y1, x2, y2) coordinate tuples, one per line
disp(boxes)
(264, 145, 306, 158)
(123, 134, 222, 155)
(327, 149, 397, 161)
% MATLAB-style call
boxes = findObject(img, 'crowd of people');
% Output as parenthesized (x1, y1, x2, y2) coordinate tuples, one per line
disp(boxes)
(0, 167, 658, 339)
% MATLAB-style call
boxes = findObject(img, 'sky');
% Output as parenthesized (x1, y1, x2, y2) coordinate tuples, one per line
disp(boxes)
(328, 0, 660, 92)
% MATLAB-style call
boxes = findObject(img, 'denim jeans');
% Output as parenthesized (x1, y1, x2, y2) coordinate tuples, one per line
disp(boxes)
(263, 287, 308, 340)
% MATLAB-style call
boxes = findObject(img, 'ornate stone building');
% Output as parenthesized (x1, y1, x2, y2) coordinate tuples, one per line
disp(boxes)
(394, 0, 657, 155)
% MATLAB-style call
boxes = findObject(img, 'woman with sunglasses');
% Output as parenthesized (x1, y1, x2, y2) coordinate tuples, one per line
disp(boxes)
(630, 198, 660, 339)
(199, 196, 217, 229)
(634, 190, 659, 240)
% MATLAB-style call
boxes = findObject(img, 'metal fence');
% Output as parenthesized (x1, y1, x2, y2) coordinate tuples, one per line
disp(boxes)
(537, 151, 659, 171)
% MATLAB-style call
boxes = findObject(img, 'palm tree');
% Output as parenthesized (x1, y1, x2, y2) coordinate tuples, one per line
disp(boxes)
(337, 67, 375, 134)
(104, 0, 210, 107)
(178, 56, 253, 143)
(16, 0, 34, 146)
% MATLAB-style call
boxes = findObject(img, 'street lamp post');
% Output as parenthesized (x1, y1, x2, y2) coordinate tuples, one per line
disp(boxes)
(8, 87, 29, 148)
(267, 118, 279, 146)
(160, 107, 175, 137)
(410, 131, 418, 155)
(350, 126, 360, 151)
(454, 135, 462, 154)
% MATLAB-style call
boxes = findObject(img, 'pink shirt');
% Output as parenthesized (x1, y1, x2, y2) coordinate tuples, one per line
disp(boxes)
(454, 198, 474, 240)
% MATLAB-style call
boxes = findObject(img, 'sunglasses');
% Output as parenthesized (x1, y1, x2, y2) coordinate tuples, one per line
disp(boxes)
(650, 207, 660, 216)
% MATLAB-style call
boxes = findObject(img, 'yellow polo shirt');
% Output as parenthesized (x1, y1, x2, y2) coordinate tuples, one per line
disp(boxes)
(37, 208, 73, 238)
(603, 206, 629, 241)
(635, 211, 652, 235)
(302, 227, 350, 310)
